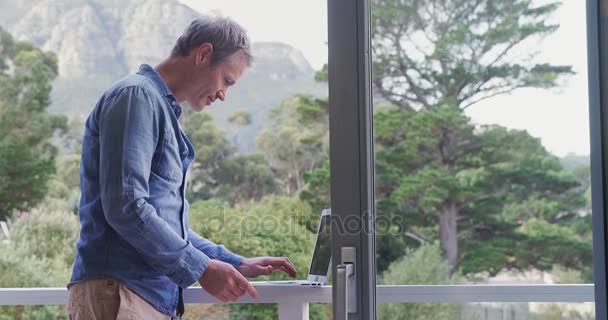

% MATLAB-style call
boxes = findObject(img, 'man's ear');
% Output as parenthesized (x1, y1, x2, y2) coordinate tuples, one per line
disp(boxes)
(195, 43, 214, 66)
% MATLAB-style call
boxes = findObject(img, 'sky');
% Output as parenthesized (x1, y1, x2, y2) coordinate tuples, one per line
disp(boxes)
(180, 0, 590, 157)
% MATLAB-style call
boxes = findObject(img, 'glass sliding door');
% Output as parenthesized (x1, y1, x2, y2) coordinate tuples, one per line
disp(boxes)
(370, 0, 595, 319)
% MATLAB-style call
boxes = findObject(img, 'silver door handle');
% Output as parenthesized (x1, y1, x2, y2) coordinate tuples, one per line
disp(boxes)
(336, 263, 355, 320)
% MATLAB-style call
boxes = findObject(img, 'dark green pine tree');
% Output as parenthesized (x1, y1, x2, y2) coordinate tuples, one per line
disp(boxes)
(374, 107, 589, 275)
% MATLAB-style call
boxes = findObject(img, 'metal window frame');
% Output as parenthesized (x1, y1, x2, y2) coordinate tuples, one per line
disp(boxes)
(589, 1, 608, 319)
(327, 1, 605, 319)
(328, 0, 376, 319)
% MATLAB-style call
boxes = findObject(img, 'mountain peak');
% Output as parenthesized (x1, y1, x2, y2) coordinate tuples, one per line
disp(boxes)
(248, 42, 314, 81)
(0, 0, 326, 152)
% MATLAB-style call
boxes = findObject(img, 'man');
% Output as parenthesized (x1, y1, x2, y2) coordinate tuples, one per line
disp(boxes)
(67, 15, 297, 319)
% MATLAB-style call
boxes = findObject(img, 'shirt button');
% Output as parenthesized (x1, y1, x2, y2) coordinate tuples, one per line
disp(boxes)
(182, 149, 188, 156)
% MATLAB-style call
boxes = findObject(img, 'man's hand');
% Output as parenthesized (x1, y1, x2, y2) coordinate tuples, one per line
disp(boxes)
(199, 260, 258, 302)
(236, 257, 297, 278)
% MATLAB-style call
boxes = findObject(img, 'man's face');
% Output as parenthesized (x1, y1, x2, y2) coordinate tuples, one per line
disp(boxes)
(186, 49, 248, 112)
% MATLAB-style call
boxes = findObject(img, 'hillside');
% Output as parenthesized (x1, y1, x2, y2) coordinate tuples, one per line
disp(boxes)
(0, 0, 326, 152)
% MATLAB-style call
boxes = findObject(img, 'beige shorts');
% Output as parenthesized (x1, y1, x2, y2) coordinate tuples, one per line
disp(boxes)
(66, 278, 176, 320)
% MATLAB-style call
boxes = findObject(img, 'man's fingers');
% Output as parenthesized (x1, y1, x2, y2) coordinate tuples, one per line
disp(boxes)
(282, 258, 297, 277)
(275, 265, 293, 276)
(268, 257, 297, 277)
(216, 287, 241, 303)
(236, 275, 259, 299)
(217, 293, 229, 303)
(269, 264, 288, 274)
(229, 285, 246, 299)
(263, 265, 273, 275)
(224, 290, 238, 302)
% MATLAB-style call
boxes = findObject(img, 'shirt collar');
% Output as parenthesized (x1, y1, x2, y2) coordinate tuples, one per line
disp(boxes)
(137, 64, 183, 118)
(137, 64, 175, 98)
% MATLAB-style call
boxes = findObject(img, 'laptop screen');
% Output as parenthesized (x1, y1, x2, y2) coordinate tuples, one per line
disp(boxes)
(309, 214, 331, 276)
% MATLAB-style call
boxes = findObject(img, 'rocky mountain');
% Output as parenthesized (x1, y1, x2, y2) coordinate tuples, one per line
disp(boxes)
(0, 0, 326, 152)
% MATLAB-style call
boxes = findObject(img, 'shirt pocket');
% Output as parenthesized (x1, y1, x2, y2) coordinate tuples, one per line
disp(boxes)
(152, 127, 184, 185)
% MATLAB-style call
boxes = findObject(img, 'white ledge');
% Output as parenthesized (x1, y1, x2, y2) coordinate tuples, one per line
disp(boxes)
(0, 284, 595, 306)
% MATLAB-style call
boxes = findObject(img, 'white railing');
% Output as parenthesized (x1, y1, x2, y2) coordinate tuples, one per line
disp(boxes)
(0, 284, 594, 320)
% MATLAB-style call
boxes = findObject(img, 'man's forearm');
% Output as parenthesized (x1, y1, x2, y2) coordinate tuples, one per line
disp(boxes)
(187, 228, 244, 267)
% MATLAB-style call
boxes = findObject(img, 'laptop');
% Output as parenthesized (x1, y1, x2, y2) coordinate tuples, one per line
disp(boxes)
(257, 208, 332, 286)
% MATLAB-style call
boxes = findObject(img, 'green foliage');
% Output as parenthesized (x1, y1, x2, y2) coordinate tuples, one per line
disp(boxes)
(314, 64, 328, 83)
(300, 102, 589, 276)
(251, 94, 331, 230)
(514, 219, 591, 272)
(257, 95, 329, 195)
(378, 243, 463, 319)
(0, 305, 67, 320)
(0, 202, 79, 319)
(8, 210, 78, 268)
(363, 0, 586, 277)
(190, 196, 316, 273)
(46, 154, 81, 214)
(0, 139, 56, 219)
(213, 154, 278, 205)
(228, 109, 252, 126)
(380, 242, 462, 284)
(182, 112, 235, 198)
(188, 196, 327, 319)
(183, 112, 277, 206)
(300, 160, 330, 231)
(377, 106, 588, 275)
(0, 27, 66, 219)
(561, 155, 591, 212)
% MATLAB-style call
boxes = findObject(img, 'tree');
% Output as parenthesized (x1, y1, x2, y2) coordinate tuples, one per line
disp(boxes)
(226, 108, 252, 148)
(182, 112, 235, 200)
(371, 0, 572, 112)
(228, 108, 252, 126)
(300, 159, 331, 231)
(213, 154, 278, 205)
(257, 95, 329, 195)
(0, 27, 66, 219)
(301, 0, 589, 276)
(182, 112, 278, 206)
(374, 105, 589, 275)
(366, 0, 580, 274)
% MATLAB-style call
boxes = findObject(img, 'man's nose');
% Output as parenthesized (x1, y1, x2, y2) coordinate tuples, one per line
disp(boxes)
(217, 91, 225, 101)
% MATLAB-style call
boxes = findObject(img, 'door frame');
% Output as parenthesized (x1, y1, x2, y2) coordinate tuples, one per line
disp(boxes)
(328, 0, 377, 319)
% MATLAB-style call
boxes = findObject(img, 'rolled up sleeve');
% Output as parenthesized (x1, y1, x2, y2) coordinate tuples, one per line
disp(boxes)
(98, 86, 208, 288)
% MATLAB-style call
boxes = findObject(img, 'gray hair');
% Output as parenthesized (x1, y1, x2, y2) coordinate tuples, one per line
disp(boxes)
(171, 15, 252, 66)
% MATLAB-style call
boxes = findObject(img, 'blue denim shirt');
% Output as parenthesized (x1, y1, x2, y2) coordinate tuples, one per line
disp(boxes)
(69, 64, 244, 316)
